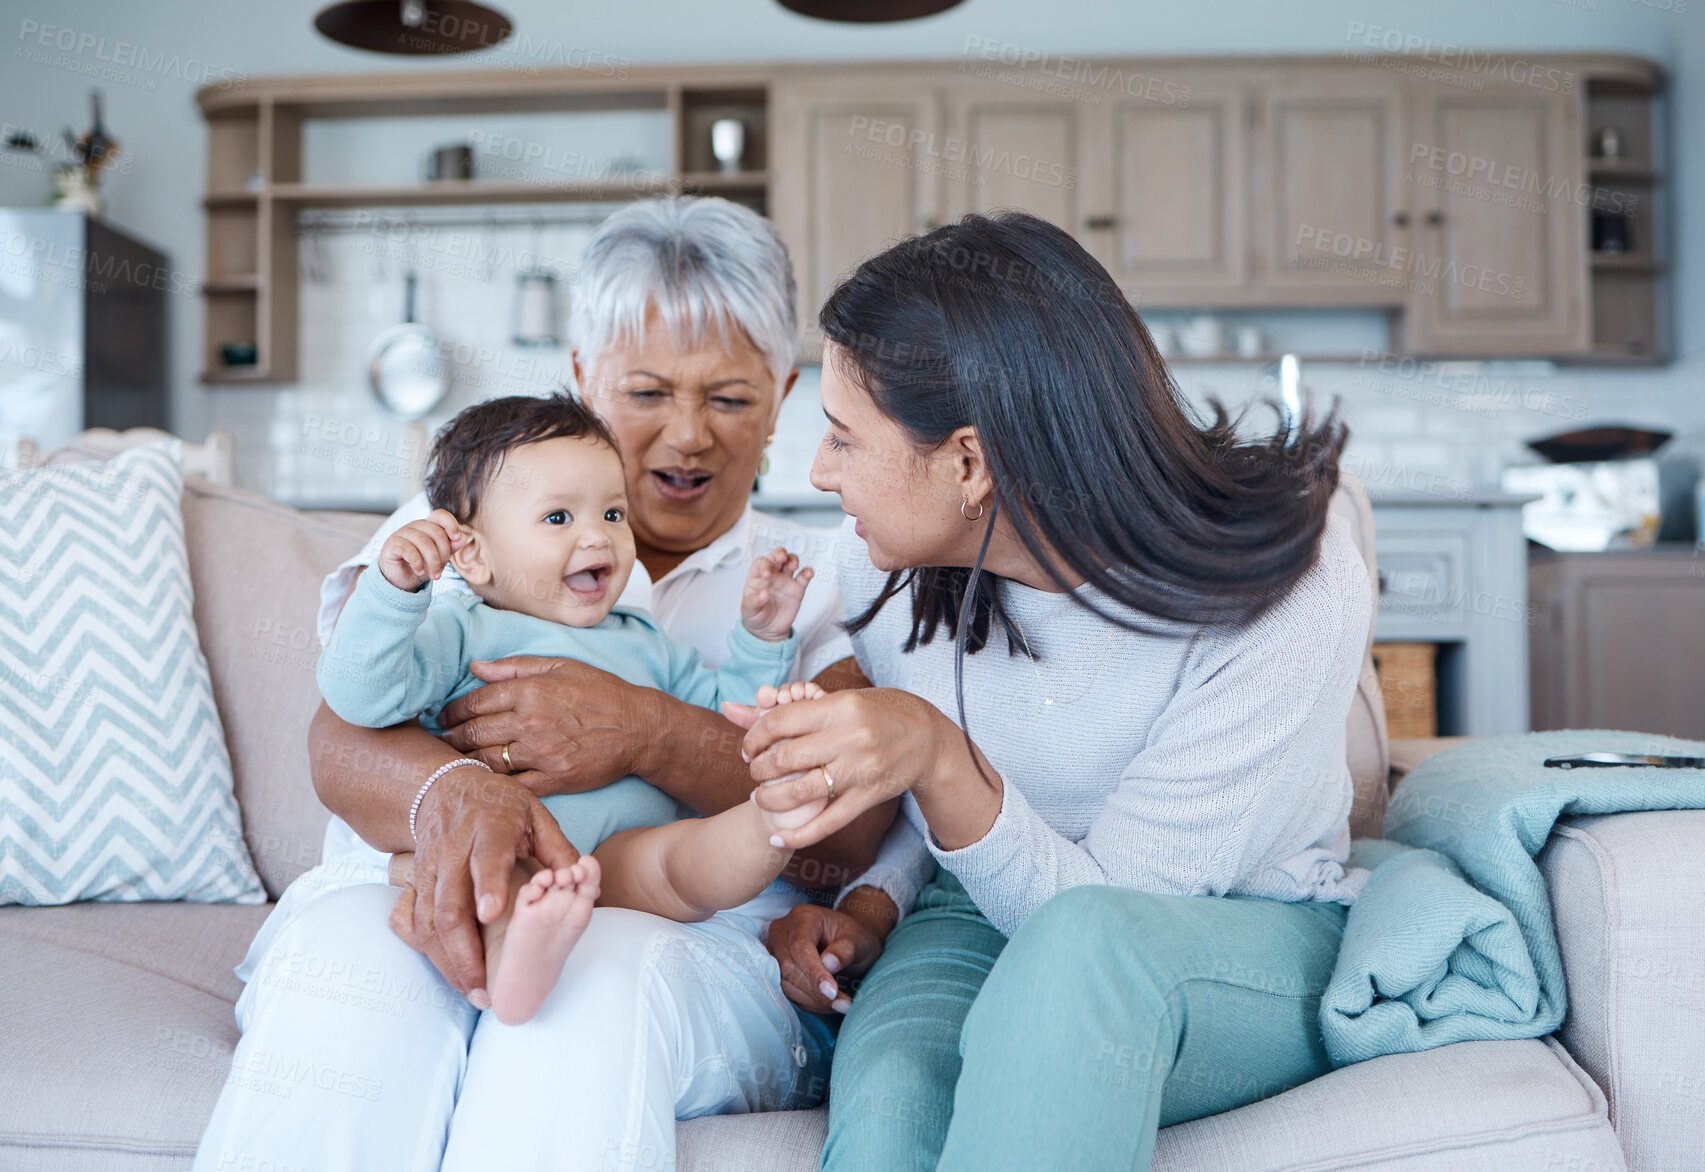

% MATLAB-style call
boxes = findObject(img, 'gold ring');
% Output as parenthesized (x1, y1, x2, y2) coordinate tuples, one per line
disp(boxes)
(501, 743, 514, 772)
(822, 767, 836, 801)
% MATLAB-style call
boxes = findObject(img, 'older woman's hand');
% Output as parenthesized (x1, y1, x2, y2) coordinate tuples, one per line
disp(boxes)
(388, 765, 579, 1004)
(437, 656, 656, 797)
(765, 903, 885, 1014)
(739, 687, 969, 850)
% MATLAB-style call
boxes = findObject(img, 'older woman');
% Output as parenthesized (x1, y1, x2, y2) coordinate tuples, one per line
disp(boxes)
(744, 211, 1372, 1171)
(194, 197, 904, 1172)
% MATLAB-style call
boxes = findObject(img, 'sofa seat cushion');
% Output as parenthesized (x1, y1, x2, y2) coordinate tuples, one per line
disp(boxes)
(0, 902, 268, 1170)
(1151, 1037, 1623, 1171)
(0, 906, 1624, 1172)
(676, 1038, 1622, 1172)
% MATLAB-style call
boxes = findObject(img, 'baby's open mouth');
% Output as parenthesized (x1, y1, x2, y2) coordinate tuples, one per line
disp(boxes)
(565, 564, 611, 598)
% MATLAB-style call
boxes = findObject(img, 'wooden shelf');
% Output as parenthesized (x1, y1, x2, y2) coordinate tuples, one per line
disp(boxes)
(203, 191, 260, 208)
(266, 179, 675, 207)
(1587, 159, 1658, 182)
(1576, 346, 1665, 366)
(200, 366, 275, 385)
(677, 170, 769, 189)
(203, 274, 260, 292)
(1591, 253, 1659, 273)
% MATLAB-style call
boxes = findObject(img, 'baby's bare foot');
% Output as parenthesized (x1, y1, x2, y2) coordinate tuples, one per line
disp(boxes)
(490, 858, 601, 1026)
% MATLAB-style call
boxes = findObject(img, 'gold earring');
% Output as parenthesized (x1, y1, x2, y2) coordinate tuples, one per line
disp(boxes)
(961, 495, 985, 522)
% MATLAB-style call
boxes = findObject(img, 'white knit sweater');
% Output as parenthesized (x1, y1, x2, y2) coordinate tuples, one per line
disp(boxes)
(837, 509, 1373, 938)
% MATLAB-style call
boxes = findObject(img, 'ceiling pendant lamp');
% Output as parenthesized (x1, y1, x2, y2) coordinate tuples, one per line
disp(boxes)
(314, 0, 514, 55)
(776, 0, 965, 21)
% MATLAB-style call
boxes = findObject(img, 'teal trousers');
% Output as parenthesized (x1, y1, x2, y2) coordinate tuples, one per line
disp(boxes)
(822, 871, 1348, 1172)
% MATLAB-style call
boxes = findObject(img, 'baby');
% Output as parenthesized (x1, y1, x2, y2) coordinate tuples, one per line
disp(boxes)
(318, 392, 825, 1024)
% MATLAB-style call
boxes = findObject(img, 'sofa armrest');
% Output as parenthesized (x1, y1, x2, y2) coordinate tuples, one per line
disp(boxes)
(1539, 810, 1705, 1171)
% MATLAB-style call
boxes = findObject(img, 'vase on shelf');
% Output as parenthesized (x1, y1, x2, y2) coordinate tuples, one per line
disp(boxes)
(51, 165, 103, 216)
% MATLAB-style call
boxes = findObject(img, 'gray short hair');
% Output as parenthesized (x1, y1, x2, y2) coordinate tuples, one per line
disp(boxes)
(570, 197, 798, 394)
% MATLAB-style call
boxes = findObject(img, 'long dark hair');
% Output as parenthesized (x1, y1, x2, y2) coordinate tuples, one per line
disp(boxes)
(823, 212, 1346, 743)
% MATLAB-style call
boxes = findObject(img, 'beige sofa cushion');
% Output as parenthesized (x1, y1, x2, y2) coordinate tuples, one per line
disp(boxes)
(1332, 474, 1391, 839)
(0, 902, 269, 1171)
(1542, 810, 1705, 1172)
(674, 1038, 1622, 1171)
(177, 480, 378, 898)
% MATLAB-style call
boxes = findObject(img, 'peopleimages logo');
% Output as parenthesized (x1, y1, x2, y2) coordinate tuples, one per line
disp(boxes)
(1341, 22, 1576, 95)
(959, 36, 1192, 107)
(1293, 225, 1527, 300)
(846, 116, 1078, 190)
(15, 19, 246, 90)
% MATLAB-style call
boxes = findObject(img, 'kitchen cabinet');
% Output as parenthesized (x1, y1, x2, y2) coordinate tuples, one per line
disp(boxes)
(939, 80, 1087, 235)
(1085, 78, 1250, 301)
(199, 53, 1662, 374)
(1529, 547, 1705, 739)
(1254, 76, 1408, 304)
(1401, 85, 1589, 356)
(769, 76, 944, 355)
(1371, 495, 1532, 737)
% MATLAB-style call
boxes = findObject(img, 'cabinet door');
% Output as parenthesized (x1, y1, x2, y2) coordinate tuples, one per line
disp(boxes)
(768, 77, 943, 357)
(940, 79, 1087, 235)
(1081, 80, 1247, 304)
(1404, 86, 1588, 355)
(1256, 77, 1407, 304)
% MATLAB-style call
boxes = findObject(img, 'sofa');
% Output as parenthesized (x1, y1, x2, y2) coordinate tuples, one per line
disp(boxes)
(3, 452, 1701, 1171)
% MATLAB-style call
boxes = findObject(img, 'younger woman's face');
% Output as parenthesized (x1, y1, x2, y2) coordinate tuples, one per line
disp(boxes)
(809, 341, 979, 572)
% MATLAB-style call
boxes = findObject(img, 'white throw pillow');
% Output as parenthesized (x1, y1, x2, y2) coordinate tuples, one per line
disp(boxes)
(0, 440, 264, 904)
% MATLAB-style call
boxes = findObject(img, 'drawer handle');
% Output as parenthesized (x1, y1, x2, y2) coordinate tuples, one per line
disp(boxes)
(1377, 568, 1389, 595)
(1392, 211, 1410, 228)
(1085, 215, 1117, 230)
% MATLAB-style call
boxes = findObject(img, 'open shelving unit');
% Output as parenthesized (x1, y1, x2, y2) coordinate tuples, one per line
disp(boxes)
(197, 68, 772, 384)
(1583, 64, 1665, 363)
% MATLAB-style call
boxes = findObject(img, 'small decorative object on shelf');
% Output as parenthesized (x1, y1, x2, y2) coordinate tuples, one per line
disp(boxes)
(426, 143, 474, 181)
(1593, 124, 1622, 160)
(2, 88, 120, 215)
(1591, 210, 1632, 254)
(219, 342, 258, 368)
(711, 118, 746, 175)
(512, 269, 560, 347)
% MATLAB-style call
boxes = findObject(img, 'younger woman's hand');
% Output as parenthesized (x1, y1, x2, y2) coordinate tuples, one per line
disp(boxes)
(739, 687, 962, 849)
(731, 681, 830, 832)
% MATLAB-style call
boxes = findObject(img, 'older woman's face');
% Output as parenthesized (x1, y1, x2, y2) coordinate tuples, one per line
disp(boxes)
(577, 309, 794, 561)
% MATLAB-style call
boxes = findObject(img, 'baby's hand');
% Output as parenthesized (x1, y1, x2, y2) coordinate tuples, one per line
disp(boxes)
(741, 545, 813, 642)
(751, 681, 830, 832)
(378, 508, 467, 592)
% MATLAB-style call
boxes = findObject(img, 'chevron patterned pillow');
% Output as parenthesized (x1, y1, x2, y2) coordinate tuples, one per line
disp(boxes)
(0, 440, 265, 905)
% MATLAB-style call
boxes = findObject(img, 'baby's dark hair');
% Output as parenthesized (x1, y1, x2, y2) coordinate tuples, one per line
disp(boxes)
(425, 392, 619, 522)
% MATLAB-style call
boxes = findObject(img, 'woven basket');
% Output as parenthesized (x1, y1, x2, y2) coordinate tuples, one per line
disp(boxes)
(1371, 641, 1438, 740)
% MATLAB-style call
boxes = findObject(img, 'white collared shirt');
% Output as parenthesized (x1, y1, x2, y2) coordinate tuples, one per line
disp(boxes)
(317, 492, 852, 682)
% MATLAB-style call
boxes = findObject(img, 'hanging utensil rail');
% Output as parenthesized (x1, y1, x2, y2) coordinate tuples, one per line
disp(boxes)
(295, 206, 620, 235)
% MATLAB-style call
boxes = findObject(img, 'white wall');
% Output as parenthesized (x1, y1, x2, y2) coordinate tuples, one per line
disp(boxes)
(1, 0, 1699, 509)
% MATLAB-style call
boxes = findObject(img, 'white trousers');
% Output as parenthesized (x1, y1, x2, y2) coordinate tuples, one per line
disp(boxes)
(193, 862, 833, 1172)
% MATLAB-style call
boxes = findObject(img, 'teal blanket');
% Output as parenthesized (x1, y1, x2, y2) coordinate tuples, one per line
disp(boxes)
(1320, 729, 1705, 1066)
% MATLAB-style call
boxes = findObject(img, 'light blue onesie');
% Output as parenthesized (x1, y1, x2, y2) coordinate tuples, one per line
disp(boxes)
(318, 566, 798, 853)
